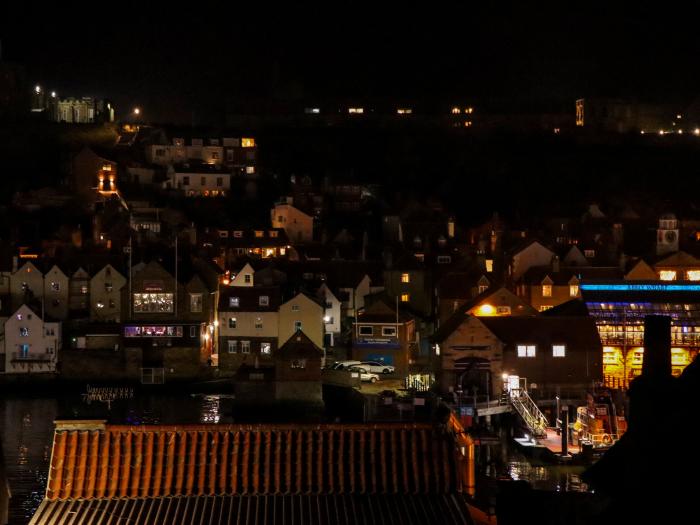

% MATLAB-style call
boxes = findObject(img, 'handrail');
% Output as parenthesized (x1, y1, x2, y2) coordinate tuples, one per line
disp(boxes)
(509, 388, 548, 438)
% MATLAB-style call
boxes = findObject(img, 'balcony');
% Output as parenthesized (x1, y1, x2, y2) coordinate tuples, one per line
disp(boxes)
(12, 352, 54, 362)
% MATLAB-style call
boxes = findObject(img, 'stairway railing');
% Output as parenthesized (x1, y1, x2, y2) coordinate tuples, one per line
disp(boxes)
(509, 388, 548, 438)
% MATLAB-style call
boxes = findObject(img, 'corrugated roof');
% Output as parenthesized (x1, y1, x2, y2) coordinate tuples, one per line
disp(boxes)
(30, 493, 474, 525)
(44, 423, 460, 501)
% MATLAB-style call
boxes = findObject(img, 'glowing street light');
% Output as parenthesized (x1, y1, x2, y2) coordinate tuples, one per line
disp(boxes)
(35, 85, 41, 94)
(133, 107, 141, 116)
(50, 91, 56, 98)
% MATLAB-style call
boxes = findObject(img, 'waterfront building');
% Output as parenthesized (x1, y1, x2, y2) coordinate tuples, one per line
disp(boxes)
(2, 304, 60, 374)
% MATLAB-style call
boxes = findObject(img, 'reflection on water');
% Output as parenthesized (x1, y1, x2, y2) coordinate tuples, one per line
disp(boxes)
(476, 434, 592, 493)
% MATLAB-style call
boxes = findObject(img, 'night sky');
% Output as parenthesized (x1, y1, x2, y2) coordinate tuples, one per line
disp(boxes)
(2, 4, 698, 123)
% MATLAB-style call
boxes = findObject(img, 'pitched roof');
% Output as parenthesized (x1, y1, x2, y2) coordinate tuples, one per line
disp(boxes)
(479, 316, 602, 351)
(277, 331, 323, 360)
(43, 422, 462, 502)
(654, 250, 700, 267)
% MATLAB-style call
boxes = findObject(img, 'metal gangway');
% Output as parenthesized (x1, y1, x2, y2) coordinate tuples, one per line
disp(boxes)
(509, 388, 548, 438)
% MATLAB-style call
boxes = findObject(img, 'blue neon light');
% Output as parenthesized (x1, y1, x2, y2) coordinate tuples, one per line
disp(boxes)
(581, 284, 700, 292)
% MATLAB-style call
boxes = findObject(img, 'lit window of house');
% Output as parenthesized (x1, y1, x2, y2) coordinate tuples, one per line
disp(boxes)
(542, 285, 552, 297)
(19, 327, 29, 337)
(552, 345, 566, 357)
(246, 166, 256, 174)
(261, 342, 272, 355)
(570, 285, 579, 297)
(485, 260, 493, 272)
(478, 285, 488, 294)
(269, 231, 278, 238)
(133, 293, 174, 313)
(229, 297, 240, 308)
(401, 273, 410, 283)
(51, 282, 60, 292)
(254, 231, 264, 238)
(584, 250, 596, 258)
(259, 295, 269, 306)
(451, 107, 461, 114)
(659, 270, 677, 281)
(517, 344, 536, 357)
(401, 294, 410, 302)
(255, 317, 263, 329)
(496, 306, 511, 315)
(539, 305, 553, 312)
(348, 107, 364, 114)
(241, 138, 255, 148)
(687, 271, 700, 281)
(229, 317, 237, 328)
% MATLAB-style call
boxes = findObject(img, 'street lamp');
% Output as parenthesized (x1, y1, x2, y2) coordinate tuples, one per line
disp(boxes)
(133, 107, 141, 116)
(35, 85, 41, 94)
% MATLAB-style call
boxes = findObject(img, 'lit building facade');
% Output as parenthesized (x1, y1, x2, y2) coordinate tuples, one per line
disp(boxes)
(581, 282, 700, 388)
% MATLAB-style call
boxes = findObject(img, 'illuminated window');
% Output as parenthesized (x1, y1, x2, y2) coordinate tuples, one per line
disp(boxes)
(259, 295, 269, 306)
(261, 342, 272, 355)
(485, 259, 493, 272)
(401, 273, 410, 283)
(229, 317, 237, 328)
(542, 285, 552, 297)
(241, 138, 255, 148)
(659, 270, 677, 281)
(451, 107, 461, 114)
(254, 231, 264, 238)
(348, 107, 364, 114)
(133, 293, 174, 313)
(687, 271, 700, 281)
(359, 326, 373, 336)
(552, 345, 566, 357)
(584, 250, 595, 258)
(269, 231, 278, 238)
(397, 108, 412, 115)
(246, 166, 255, 174)
(496, 306, 511, 315)
(570, 285, 579, 297)
(517, 345, 536, 357)
(401, 293, 410, 302)
(227, 340, 237, 353)
(255, 317, 263, 329)
(19, 327, 29, 337)
(539, 305, 553, 311)
(478, 285, 488, 294)
(50, 281, 60, 292)
(229, 297, 240, 308)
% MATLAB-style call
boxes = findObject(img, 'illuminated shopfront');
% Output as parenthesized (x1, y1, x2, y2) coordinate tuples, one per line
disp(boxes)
(582, 282, 700, 388)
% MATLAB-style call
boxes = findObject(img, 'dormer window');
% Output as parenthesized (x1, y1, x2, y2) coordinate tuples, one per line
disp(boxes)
(244, 274, 251, 284)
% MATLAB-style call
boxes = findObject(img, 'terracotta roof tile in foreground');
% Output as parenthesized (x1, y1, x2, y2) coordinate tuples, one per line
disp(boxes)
(45, 423, 463, 501)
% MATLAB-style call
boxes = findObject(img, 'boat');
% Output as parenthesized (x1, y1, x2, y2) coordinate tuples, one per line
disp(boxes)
(572, 390, 627, 451)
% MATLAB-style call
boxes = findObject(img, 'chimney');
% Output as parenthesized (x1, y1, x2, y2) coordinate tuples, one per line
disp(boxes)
(552, 255, 560, 273)
(642, 315, 672, 378)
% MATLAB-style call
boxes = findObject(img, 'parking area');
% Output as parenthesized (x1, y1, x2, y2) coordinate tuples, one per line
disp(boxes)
(355, 379, 406, 396)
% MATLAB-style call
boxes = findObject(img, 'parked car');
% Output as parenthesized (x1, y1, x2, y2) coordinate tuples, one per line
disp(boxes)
(331, 360, 362, 370)
(348, 366, 380, 383)
(361, 361, 395, 374)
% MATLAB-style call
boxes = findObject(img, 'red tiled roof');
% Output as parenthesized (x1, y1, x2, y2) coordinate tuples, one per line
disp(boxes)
(45, 423, 461, 501)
